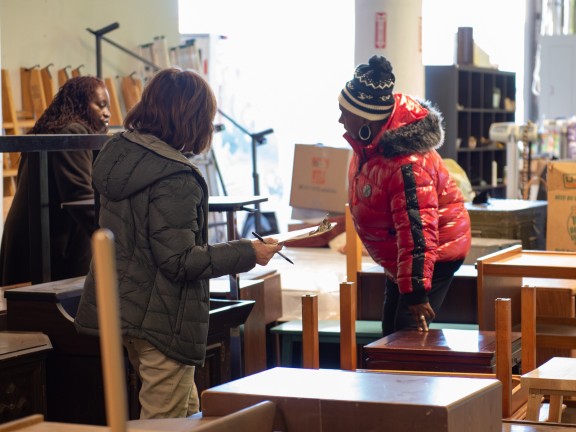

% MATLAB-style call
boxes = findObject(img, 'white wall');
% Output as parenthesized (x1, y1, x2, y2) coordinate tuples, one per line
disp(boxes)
(0, 0, 180, 108)
(0, 0, 180, 233)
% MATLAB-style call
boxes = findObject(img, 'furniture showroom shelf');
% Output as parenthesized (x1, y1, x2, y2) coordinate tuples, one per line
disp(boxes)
(426, 65, 516, 198)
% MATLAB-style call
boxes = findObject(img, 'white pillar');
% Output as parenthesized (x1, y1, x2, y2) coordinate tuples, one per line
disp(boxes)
(355, 0, 424, 98)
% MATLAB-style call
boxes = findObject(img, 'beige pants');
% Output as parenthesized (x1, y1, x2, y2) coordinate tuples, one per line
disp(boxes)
(123, 336, 199, 419)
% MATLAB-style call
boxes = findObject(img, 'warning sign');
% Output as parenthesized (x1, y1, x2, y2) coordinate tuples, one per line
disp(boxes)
(375, 12, 386, 49)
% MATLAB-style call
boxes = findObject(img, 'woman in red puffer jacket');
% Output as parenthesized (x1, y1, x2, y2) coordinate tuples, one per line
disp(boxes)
(338, 55, 471, 336)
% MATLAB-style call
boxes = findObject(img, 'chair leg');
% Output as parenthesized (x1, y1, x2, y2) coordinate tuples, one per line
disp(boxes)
(340, 281, 357, 371)
(301, 294, 319, 369)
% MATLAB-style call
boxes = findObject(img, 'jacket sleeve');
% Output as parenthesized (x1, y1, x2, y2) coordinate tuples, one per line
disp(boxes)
(390, 162, 439, 304)
(50, 123, 96, 236)
(148, 173, 257, 283)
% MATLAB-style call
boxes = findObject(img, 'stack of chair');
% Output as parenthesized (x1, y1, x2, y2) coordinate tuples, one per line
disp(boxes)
(120, 73, 143, 113)
(57, 66, 71, 88)
(340, 204, 576, 426)
(1, 68, 36, 218)
(339, 205, 527, 419)
(105, 77, 124, 127)
(20, 66, 48, 122)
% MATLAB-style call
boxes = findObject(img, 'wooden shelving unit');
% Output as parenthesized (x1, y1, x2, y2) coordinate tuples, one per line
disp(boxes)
(425, 65, 516, 198)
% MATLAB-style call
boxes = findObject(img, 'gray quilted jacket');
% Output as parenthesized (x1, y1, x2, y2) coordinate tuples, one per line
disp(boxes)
(74, 130, 256, 365)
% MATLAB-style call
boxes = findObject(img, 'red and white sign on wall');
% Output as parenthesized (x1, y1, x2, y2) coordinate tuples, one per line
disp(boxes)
(374, 12, 386, 49)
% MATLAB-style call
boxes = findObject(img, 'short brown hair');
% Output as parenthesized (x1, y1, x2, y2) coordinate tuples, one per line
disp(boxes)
(123, 68, 217, 154)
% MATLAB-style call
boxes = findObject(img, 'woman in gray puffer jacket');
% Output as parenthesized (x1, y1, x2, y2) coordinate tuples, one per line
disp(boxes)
(74, 68, 282, 419)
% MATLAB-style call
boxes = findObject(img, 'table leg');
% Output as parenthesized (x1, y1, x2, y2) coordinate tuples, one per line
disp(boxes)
(280, 335, 293, 367)
(525, 392, 543, 421)
(224, 209, 241, 378)
(547, 394, 564, 422)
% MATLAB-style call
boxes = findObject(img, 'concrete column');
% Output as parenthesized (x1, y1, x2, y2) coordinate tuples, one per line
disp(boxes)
(355, 0, 424, 98)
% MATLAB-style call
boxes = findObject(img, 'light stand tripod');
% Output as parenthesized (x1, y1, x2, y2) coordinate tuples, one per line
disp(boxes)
(87, 23, 160, 79)
(87, 23, 274, 233)
(217, 109, 274, 234)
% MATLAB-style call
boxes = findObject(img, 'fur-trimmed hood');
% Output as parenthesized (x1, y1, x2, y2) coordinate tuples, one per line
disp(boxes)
(377, 96, 445, 158)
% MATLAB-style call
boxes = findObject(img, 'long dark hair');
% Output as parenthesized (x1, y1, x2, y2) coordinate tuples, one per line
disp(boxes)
(123, 68, 217, 154)
(31, 76, 106, 134)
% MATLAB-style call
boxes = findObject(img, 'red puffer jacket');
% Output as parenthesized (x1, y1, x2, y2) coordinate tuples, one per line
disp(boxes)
(345, 94, 471, 304)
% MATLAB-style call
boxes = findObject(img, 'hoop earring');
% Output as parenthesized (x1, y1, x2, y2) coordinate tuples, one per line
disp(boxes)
(359, 124, 372, 142)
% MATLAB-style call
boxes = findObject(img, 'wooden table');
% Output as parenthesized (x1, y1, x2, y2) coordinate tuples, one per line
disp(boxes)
(363, 328, 522, 374)
(477, 246, 576, 329)
(201, 367, 502, 432)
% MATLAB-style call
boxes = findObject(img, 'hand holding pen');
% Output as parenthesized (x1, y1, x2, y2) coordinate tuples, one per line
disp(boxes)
(251, 232, 294, 265)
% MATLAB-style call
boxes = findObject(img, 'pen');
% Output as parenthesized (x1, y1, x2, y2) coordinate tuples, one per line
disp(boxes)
(251, 231, 294, 265)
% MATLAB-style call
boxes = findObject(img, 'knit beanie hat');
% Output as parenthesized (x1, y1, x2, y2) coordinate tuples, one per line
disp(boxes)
(338, 55, 396, 121)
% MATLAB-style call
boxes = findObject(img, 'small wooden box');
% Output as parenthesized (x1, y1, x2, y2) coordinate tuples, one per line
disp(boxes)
(364, 328, 521, 374)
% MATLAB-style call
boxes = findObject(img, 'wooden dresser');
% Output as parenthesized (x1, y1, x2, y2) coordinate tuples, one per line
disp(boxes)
(0, 332, 52, 423)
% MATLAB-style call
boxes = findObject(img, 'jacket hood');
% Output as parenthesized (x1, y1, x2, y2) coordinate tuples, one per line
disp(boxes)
(344, 95, 445, 160)
(94, 130, 200, 201)
(377, 96, 444, 158)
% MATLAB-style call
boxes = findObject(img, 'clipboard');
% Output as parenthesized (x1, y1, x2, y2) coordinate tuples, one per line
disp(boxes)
(275, 222, 338, 244)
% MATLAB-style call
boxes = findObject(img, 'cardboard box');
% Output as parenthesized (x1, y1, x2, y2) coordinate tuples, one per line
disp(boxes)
(547, 159, 576, 251)
(289, 144, 351, 214)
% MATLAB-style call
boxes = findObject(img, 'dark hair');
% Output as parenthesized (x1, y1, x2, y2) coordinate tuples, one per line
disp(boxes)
(31, 76, 106, 134)
(123, 68, 217, 154)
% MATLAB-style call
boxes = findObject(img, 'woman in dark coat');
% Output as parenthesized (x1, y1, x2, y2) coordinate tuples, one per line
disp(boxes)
(0, 76, 111, 285)
(75, 68, 282, 419)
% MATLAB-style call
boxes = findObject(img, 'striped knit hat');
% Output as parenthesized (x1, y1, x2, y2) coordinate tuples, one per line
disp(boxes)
(338, 55, 395, 121)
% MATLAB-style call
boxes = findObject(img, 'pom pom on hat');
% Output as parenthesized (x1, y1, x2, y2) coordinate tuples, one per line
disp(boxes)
(338, 55, 396, 121)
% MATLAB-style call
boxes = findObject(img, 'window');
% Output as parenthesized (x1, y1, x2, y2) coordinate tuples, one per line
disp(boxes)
(178, 0, 526, 226)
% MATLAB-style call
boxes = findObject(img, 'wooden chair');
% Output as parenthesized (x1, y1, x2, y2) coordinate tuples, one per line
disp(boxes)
(191, 401, 276, 432)
(29, 67, 47, 120)
(357, 295, 528, 419)
(339, 281, 357, 370)
(344, 203, 362, 288)
(71, 64, 84, 78)
(57, 66, 71, 88)
(104, 77, 124, 127)
(91, 229, 129, 430)
(301, 294, 319, 369)
(2, 152, 20, 198)
(1, 69, 35, 134)
(520, 285, 576, 423)
(121, 73, 143, 113)
(521, 284, 576, 365)
(20, 66, 47, 121)
(40, 64, 55, 104)
(2, 68, 35, 215)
